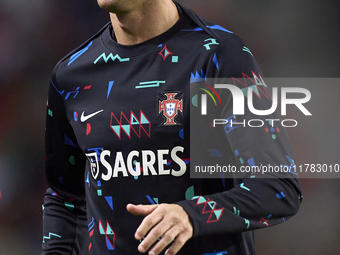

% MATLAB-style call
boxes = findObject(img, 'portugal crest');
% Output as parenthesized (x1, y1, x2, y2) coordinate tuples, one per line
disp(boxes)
(158, 92, 183, 126)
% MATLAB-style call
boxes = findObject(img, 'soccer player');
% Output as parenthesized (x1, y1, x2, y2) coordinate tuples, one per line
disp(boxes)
(42, 0, 302, 254)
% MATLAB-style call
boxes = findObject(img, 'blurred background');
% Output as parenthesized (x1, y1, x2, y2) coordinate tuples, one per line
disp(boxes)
(0, 0, 339, 254)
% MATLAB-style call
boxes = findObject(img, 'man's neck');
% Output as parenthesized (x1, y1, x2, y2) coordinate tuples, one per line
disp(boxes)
(110, 0, 179, 45)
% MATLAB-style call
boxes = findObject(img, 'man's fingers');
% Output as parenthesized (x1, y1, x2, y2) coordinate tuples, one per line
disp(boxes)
(138, 221, 172, 253)
(135, 209, 164, 240)
(147, 226, 178, 255)
(128, 204, 193, 254)
(164, 232, 192, 255)
(127, 203, 158, 216)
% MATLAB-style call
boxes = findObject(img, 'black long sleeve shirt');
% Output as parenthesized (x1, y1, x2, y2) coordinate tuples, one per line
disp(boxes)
(42, 3, 302, 255)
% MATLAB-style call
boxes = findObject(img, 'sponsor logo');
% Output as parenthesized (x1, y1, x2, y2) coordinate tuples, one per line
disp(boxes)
(80, 109, 104, 122)
(86, 152, 100, 179)
(85, 146, 186, 180)
(158, 92, 183, 126)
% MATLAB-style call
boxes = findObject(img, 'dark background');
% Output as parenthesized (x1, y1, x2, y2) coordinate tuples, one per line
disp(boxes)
(0, 0, 339, 254)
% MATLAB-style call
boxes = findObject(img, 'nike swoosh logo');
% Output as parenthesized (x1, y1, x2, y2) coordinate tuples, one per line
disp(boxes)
(80, 109, 104, 122)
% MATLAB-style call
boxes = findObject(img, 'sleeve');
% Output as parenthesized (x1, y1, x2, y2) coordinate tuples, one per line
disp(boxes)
(177, 34, 302, 237)
(42, 71, 88, 254)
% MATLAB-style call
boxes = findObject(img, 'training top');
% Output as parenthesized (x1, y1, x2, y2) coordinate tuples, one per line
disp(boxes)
(42, 2, 302, 255)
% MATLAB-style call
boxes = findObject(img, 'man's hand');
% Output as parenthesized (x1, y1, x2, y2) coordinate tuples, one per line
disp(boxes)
(127, 203, 193, 255)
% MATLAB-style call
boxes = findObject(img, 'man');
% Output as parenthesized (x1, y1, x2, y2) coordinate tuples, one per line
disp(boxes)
(42, 0, 302, 254)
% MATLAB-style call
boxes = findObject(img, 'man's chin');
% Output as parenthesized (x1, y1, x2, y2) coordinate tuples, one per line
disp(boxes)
(97, 0, 136, 15)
